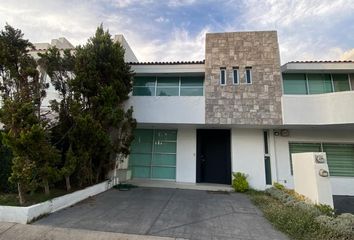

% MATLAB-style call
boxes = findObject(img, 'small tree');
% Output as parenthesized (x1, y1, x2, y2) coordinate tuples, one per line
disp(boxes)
(0, 24, 59, 203)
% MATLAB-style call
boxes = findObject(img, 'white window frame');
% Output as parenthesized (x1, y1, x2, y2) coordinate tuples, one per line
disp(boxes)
(232, 67, 239, 85)
(245, 67, 252, 84)
(220, 68, 226, 85)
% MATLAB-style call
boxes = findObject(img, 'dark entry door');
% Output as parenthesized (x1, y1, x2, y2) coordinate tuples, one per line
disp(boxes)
(196, 129, 231, 184)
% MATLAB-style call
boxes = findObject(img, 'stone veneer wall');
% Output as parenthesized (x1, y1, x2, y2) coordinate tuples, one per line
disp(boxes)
(205, 31, 283, 125)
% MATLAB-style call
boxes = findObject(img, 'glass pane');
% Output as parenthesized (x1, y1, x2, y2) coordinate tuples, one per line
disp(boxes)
(282, 73, 307, 94)
(323, 144, 354, 177)
(155, 130, 177, 141)
(220, 70, 226, 84)
(134, 76, 156, 87)
(154, 141, 176, 153)
(156, 87, 179, 96)
(157, 77, 179, 86)
(308, 74, 333, 94)
(131, 129, 153, 153)
(246, 69, 252, 83)
(152, 154, 176, 166)
(180, 87, 203, 96)
(132, 166, 150, 178)
(332, 74, 350, 92)
(233, 70, 239, 84)
(133, 86, 155, 96)
(289, 142, 322, 174)
(180, 76, 203, 86)
(129, 153, 151, 166)
(151, 167, 176, 179)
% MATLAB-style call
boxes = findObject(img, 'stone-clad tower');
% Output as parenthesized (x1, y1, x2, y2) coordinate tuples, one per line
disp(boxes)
(204, 31, 283, 125)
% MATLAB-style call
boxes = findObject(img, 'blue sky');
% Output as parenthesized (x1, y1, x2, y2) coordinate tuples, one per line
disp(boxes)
(1, 0, 354, 63)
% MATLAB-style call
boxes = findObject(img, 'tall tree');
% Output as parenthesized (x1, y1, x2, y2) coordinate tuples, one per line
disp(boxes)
(38, 47, 76, 191)
(71, 25, 136, 184)
(0, 24, 59, 203)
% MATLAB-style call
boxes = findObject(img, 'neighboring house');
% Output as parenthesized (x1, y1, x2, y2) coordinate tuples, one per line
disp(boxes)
(31, 31, 354, 196)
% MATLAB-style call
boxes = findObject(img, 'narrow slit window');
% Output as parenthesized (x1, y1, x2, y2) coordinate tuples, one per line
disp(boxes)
(220, 68, 226, 85)
(245, 67, 252, 84)
(233, 67, 239, 85)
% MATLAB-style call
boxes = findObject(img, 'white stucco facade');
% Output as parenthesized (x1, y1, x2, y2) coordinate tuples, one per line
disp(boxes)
(272, 128, 354, 195)
(176, 128, 197, 182)
(282, 91, 354, 125)
(125, 96, 205, 124)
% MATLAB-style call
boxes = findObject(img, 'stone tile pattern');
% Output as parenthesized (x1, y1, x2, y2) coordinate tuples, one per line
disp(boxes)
(205, 31, 283, 125)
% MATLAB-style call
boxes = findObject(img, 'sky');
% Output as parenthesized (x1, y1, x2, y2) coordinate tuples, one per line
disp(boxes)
(0, 0, 354, 64)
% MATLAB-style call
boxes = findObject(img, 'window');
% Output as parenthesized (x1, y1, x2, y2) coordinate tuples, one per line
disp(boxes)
(288, 142, 354, 177)
(232, 67, 239, 85)
(156, 77, 179, 96)
(132, 76, 204, 96)
(132, 76, 156, 96)
(220, 68, 226, 85)
(283, 73, 308, 94)
(283, 73, 352, 95)
(307, 74, 332, 94)
(263, 131, 272, 185)
(180, 76, 204, 96)
(129, 129, 177, 180)
(332, 74, 350, 92)
(245, 67, 252, 84)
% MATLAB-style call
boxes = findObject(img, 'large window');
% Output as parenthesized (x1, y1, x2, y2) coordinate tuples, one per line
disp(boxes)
(289, 142, 354, 177)
(129, 129, 177, 180)
(283, 73, 352, 95)
(283, 73, 308, 94)
(307, 74, 333, 94)
(132, 76, 204, 96)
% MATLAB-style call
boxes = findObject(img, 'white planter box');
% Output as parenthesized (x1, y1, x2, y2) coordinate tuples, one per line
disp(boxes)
(0, 180, 113, 224)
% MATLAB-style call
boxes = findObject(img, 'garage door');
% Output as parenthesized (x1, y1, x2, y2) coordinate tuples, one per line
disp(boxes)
(129, 129, 177, 180)
(289, 142, 354, 177)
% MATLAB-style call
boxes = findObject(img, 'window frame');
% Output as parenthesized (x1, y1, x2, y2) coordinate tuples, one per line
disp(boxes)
(245, 67, 252, 84)
(232, 67, 239, 85)
(220, 68, 226, 86)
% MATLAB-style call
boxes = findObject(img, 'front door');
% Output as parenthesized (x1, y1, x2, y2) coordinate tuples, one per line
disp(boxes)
(196, 129, 231, 184)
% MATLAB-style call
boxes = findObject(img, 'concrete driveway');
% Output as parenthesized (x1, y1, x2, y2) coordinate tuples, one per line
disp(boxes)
(34, 187, 287, 240)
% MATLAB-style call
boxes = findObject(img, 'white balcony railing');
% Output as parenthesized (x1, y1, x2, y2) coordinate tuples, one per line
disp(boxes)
(125, 96, 205, 124)
(282, 91, 354, 125)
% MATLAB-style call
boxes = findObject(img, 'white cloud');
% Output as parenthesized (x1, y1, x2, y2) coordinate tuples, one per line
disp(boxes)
(340, 49, 354, 60)
(167, 0, 196, 7)
(238, 0, 354, 63)
(154, 16, 169, 23)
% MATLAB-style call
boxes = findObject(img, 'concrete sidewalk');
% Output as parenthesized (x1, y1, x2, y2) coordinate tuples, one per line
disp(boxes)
(0, 222, 182, 240)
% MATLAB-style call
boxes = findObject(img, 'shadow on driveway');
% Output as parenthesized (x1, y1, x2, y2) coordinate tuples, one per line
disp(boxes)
(34, 187, 288, 240)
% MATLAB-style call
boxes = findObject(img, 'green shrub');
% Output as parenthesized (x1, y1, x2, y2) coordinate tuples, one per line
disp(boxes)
(232, 172, 249, 192)
(273, 182, 285, 190)
(315, 204, 336, 217)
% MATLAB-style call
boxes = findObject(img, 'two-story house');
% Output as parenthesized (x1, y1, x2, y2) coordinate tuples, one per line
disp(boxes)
(32, 31, 354, 196)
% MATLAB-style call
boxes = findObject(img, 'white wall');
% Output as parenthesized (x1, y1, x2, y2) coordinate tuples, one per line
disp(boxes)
(232, 128, 266, 190)
(273, 128, 354, 195)
(176, 128, 197, 183)
(125, 96, 205, 124)
(282, 91, 354, 125)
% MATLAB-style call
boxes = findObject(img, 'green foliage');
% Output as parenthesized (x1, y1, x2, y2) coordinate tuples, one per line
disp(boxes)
(315, 204, 336, 217)
(232, 172, 249, 192)
(273, 182, 285, 190)
(259, 186, 354, 239)
(0, 132, 16, 193)
(0, 24, 59, 202)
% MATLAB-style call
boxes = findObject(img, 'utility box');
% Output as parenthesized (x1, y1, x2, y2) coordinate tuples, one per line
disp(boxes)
(292, 152, 334, 208)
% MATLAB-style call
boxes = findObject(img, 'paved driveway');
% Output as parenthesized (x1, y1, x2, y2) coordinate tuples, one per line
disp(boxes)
(34, 187, 287, 240)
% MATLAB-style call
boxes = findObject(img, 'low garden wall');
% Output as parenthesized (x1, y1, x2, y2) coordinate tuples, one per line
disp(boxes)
(0, 180, 113, 224)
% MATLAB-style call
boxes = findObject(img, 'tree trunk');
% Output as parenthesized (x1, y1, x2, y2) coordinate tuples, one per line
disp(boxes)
(43, 178, 50, 195)
(65, 175, 71, 192)
(17, 183, 26, 205)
